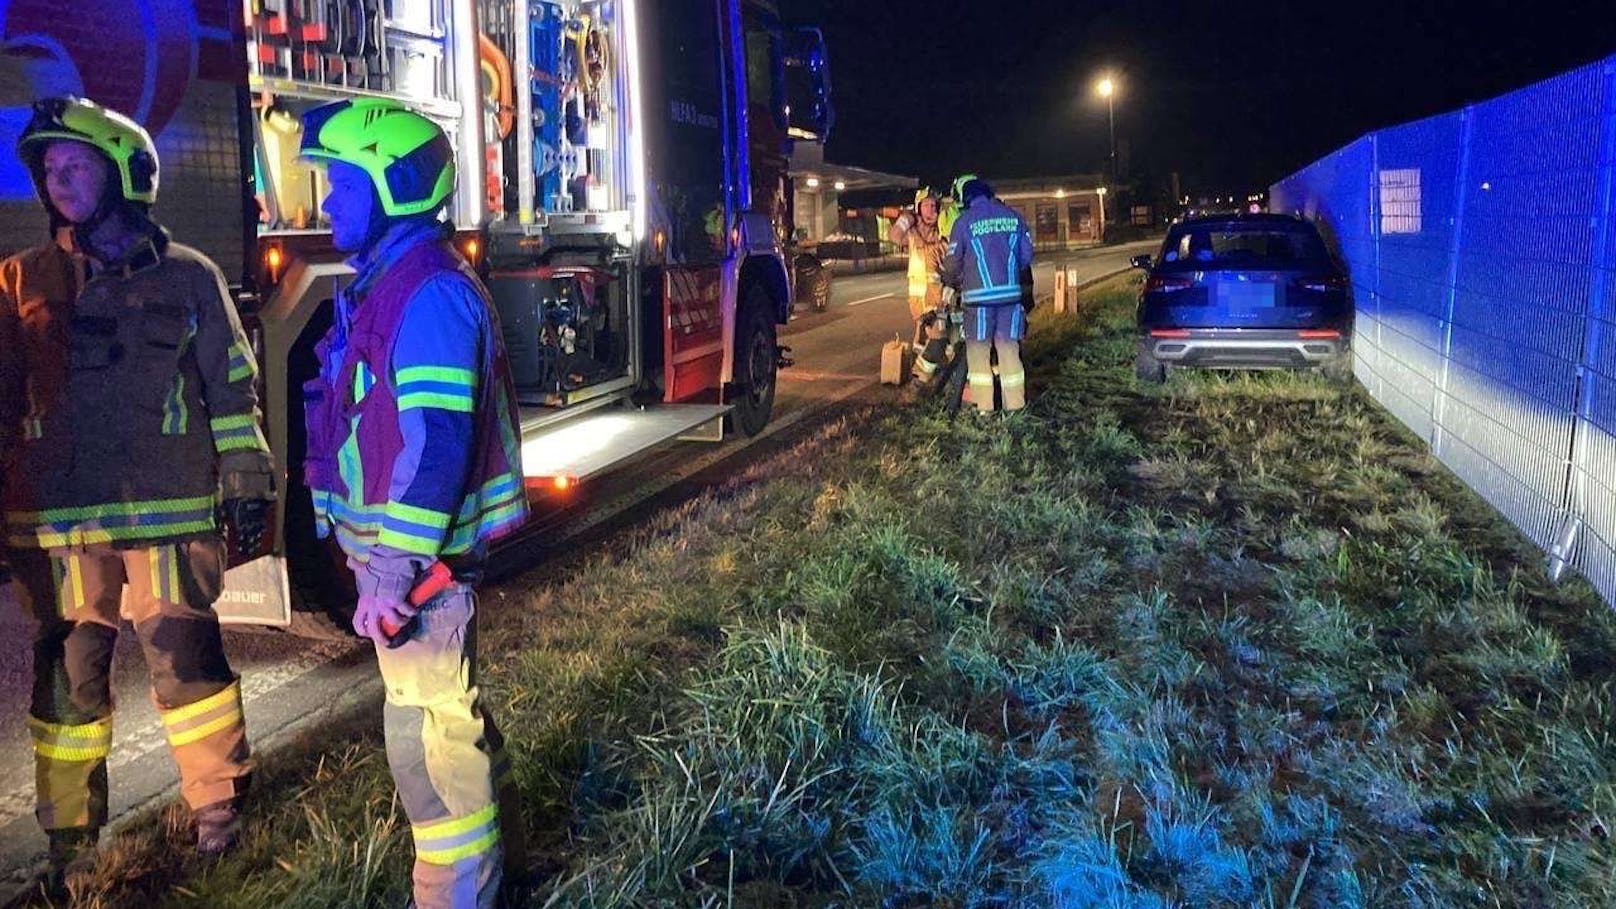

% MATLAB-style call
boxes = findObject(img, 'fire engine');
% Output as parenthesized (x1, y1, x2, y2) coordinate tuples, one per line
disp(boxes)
(0, 0, 832, 632)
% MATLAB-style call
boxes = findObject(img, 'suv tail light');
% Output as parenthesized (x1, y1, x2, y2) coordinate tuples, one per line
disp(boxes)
(1145, 275, 1195, 294)
(1298, 329, 1342, 340)
(1293, 273, 1346, 293)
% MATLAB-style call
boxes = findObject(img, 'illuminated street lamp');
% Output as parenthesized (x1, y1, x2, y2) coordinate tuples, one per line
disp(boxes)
(1095, 76, 1117, 180)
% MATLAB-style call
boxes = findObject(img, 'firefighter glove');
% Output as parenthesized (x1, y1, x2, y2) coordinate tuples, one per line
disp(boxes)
(221, 497, 272, 555)
(353, 592, 419, 646)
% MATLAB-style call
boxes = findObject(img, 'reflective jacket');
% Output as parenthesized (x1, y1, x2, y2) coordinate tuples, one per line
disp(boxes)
(941, 195, 1035, 306)
(0, 229, 273, 549)
(303, 224, 526, 580)
(891, 212, 946, 305)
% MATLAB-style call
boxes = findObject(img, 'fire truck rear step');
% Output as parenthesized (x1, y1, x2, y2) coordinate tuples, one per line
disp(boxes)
(517, 403, 731, 483)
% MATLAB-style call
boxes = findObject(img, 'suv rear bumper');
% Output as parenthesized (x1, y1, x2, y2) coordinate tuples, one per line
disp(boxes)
(1143, 328, 1345, 369)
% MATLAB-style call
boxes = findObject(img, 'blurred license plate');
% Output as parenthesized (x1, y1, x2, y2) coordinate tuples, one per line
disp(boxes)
(1219, 281, 1276, 308)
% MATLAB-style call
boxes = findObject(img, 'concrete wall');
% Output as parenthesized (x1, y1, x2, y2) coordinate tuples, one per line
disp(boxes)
(793, 186, 841, 242)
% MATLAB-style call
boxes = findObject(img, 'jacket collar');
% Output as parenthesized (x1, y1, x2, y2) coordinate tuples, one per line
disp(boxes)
(74, 211, 169, 278)
(347, 219, 447, 299)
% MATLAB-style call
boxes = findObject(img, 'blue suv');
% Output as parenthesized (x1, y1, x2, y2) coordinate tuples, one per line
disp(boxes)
(1131, 213, 1352, 384)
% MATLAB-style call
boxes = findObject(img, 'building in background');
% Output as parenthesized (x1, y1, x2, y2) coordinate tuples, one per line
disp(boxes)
(990, 175, 1119, 249)
(789, 143, 916, 254)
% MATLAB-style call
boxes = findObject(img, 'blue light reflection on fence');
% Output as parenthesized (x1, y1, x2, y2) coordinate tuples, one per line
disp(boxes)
(1271, 55, 1616, 604)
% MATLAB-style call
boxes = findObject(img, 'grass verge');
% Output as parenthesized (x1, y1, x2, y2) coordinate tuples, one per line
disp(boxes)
(29, 274, 1616, 909)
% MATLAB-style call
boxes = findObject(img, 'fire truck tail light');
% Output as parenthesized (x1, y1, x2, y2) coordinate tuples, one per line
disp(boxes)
(263, 245, 284, 284)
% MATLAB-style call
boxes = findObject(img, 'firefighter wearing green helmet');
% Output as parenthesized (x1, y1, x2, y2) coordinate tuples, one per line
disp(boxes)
(0, 96, 274, 891)
(298, 97, 527, 909)
(936, 172, 976, 240)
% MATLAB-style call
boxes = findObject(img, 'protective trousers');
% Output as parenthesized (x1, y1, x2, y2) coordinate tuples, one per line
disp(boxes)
(964, 340, 1026, 412)
(11, 540, 250, 833)
(962, 304, 1028, 412)
(376, 582, 521, 909)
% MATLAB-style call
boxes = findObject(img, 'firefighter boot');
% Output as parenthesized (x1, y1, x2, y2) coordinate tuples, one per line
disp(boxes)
(44, 826, 98, 896)
(194, 799, 242, 856)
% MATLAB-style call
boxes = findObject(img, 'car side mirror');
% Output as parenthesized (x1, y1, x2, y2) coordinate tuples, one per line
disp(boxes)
(1130, 254, 1153, 269)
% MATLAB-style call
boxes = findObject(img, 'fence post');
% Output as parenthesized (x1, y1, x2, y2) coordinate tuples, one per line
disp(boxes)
(1366, 132, 1383, 397)
(1432, 106, 1474, 455)
(1551, 59, 1616, 583)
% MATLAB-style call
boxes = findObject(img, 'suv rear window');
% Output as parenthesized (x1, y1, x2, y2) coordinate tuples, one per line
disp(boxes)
(1160, 222, 1329, 267)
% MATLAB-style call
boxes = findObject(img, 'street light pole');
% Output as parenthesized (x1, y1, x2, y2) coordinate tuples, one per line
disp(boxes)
(1106, 93, 1115, 179)
(1096, 76, 1117, 182)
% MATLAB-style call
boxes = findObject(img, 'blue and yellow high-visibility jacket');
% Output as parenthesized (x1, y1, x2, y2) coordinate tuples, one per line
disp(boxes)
(941, 195, 1035, 306)
(303, 221, 526, 599)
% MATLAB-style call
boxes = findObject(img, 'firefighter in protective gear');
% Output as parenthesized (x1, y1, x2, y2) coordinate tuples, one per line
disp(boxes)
(937, 173, 975, 241)
(888, 187, 947, 366)
(0, 96, 273, 881)
(299, 97, 527, 909)
(940, 177, 1035, 412)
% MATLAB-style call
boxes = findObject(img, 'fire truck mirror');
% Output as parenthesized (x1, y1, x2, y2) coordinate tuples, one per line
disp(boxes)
(783, 27, 833, 143)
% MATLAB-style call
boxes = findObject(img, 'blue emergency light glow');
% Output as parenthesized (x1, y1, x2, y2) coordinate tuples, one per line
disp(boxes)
(0, 108, 35, 201)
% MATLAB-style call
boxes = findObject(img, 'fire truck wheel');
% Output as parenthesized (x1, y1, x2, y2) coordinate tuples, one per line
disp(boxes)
(729, 285, 778, 438)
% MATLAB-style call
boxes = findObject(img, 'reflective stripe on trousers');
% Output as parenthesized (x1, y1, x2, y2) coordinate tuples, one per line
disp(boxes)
(376, 583, 513, 909)
(160, 678, 249, 809)
(27, 714, 111, 830)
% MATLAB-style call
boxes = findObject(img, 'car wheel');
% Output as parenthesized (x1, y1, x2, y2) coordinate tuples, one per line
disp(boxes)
(794, 254, 831, 313)
(1321, 346, 1353, 384)
(728, 285, 779, 437)
(1135, 339, 1167, 385)
(810, 268, 831, 313)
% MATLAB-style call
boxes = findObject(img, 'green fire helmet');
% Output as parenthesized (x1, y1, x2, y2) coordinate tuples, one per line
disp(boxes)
(18, 96, 159, 204)
(914, 186, 936, 207)
(950, 173, 978, 202)
(298, 98, 456, 217)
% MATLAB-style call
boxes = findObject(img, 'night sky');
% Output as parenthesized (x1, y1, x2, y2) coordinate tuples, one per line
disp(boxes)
(786, 1, 1616, 197)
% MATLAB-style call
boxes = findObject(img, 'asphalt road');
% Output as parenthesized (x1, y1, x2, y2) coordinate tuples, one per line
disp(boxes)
(0, 239, 1157, 897)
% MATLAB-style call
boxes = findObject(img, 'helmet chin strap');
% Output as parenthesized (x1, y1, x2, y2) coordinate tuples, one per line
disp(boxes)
(361, 197, 393, 251)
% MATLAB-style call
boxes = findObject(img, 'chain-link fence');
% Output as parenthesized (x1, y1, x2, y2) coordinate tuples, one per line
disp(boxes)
(1271, 55, 1616, 605)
